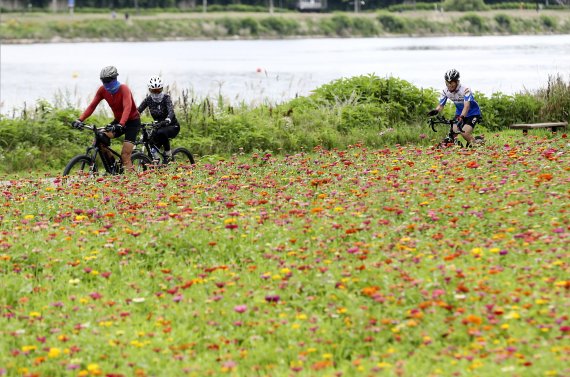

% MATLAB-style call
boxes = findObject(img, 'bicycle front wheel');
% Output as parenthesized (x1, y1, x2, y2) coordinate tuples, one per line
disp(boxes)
(63, 155, 97, 177)
(171, 147, 195, 165)
(131, 152, 153, 173)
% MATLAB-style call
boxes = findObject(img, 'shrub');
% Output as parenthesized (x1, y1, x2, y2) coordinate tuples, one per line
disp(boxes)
(387, 2, 439, 12)
(494, 13, 514, 33)
(540, 15, 558, 31)
(259, 17, 299, 36)
(442, 0, 489, 12)
(459, 13, 489, 34)
(377, 12, 408, 34)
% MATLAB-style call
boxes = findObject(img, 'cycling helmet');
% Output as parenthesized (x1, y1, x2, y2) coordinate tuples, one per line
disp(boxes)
(100, 66, 119, 80)
(148, 76, 163, 90)
(444, 69, 460, 82)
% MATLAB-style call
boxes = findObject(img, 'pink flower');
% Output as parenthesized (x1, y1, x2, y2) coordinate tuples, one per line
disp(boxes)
(234, 305, 247, 313)
(432, 289, 445, 299)
(265, 295, 280, 303)
(89, 292, 102, 300)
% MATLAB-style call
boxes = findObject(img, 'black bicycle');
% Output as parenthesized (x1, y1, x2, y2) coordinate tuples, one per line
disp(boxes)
(427, 115, 485, 148)
(428, 115, 464, 148)
(63, 124, 152, 177)
(134, 122, 195, 166)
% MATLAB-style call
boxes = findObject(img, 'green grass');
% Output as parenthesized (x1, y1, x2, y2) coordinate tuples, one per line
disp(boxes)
(1, 133, 568, 376)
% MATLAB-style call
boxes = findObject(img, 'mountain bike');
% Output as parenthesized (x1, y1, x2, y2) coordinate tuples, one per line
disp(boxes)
(134, 122, 195, 166)
(63, 124, 152, 178)
(427, 115, 484, 148)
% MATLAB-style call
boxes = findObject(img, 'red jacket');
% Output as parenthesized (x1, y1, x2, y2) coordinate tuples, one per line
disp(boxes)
(80, 84, 140, 126)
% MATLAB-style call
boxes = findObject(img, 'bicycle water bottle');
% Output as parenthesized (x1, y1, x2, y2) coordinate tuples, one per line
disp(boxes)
(151, 147, 160, 162)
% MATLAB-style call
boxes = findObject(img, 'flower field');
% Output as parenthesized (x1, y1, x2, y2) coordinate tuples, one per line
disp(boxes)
(1, 136, 568, 377)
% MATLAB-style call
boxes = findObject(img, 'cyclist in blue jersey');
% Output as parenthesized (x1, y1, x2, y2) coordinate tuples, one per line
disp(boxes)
(427, 69, 483, 147)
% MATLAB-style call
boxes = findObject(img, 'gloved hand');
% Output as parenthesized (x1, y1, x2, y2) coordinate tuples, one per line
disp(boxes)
(156, 119, 170, 128)
(456, 116, 465, 131)
(72, 119, 84, 129)
(105, 123, 123, 134)
(427, 109, 439, 117)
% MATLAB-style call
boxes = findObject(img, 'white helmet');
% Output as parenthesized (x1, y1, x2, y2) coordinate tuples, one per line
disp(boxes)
(444, 69, 460, 82)
(148, 76, 163, 90)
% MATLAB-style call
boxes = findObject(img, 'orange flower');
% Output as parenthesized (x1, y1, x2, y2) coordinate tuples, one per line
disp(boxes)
(462, 315, 483, 325)
(311, 361, 333, 371)
(361, 286, 380, 297)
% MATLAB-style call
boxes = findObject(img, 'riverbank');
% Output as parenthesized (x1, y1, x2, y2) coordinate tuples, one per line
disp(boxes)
(2, 10, 569, 44)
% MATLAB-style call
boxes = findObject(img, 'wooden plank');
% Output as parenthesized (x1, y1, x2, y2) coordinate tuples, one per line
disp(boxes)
(510, 122, 567, 129)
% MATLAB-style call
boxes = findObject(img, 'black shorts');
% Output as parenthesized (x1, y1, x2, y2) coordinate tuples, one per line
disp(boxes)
(459, 115, 482, 129)
(113, 118, 141, 144)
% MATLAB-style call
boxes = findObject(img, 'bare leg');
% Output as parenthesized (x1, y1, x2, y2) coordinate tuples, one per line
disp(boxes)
(121, 142, 135, 171)
(453, 124, 475, 145)
(101, 131, 116, 162)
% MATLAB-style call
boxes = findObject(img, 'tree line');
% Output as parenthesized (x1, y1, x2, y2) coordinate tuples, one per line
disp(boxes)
(22, 0, 567, 12)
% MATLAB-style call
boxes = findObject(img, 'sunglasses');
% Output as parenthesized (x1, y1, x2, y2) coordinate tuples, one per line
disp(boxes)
(101, 77, 116, 84)
(149, 88, 163, 94)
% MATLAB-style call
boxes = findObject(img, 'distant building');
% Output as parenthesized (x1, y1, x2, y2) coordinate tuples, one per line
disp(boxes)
(297, 0, 326, 12)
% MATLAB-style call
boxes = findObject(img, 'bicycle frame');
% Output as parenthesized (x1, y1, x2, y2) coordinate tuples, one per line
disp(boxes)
(135, 123, 166, 163)
(84, 125, 123, 174)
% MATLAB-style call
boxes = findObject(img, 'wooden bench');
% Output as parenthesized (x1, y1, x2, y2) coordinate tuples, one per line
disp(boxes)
(509, 122, 568, 135)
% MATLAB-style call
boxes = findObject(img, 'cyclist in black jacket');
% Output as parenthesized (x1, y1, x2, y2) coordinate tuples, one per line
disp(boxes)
(137, 76, 180, 161)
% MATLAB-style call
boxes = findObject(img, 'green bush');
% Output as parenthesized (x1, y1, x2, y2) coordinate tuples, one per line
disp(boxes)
(488, 2, 534, 10)
(387, 2, 439, 12)
(259, 17, 299, 36)
(459, 13, 489, 34)
(540, 15, 558, 31)
(377, 12, 408, 34)
(477, 92, 543, 130)
(352, 17, 381, 36)
(494, 13, 515, 33)
(442, 0, 489, 12)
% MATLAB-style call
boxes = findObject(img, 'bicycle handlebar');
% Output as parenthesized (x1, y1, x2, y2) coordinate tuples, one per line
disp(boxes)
(427, 115, 455, 133)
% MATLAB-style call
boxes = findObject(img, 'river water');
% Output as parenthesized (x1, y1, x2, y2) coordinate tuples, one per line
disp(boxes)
(1, 35, 569, 114)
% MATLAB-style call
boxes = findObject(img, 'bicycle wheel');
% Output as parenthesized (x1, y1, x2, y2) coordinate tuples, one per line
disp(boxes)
(63, 155, 97, 177)
(171, 147, 195, 165)
(131, 152, 153, 173)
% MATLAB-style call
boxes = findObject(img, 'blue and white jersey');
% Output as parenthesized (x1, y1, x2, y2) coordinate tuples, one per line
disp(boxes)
(439, 84, 481, 117)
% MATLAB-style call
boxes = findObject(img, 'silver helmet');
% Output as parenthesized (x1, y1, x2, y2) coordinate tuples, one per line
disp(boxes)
(444, 69, 460, 82)
(100, 66, 119, 80)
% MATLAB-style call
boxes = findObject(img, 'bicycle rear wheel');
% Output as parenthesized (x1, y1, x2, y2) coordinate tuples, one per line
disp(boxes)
(171, 147, 195, 165)
(63, 155, 97, 177)
(131, 152, 153, 173)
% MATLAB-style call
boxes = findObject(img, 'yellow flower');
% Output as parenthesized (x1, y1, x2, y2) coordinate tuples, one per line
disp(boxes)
(506, 311, 520, 320)
(48, 348, 61, 358)
(21, 345, 37, 352)
(29, 311, 41, 318)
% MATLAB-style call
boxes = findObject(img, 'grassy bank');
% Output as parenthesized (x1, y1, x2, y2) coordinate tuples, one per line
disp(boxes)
(0, 136, 568, 376)
(0, 74, 568, 175)
(1, 10, 569, 43)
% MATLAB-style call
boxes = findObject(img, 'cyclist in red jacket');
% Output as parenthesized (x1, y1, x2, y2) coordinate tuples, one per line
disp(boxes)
(72, 66, 141, 171)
